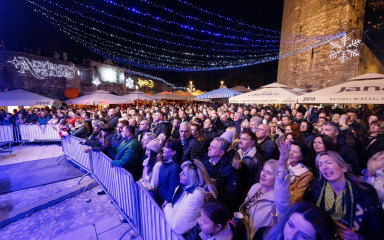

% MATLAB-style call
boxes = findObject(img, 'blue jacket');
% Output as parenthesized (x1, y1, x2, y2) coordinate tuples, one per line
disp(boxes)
(36, 115, 51, 125)
(111, 137, 142, 180)
(158, 160, 181, 203)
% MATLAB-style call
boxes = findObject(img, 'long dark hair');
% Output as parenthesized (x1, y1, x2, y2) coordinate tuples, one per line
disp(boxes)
(147, 150, 159, 174)
(265, 202, 336, 240)
(291, 141, 315, 172)
(201, 200, 230, 230)
(313, 134, 336, 152)
(164, 138, 183, 162)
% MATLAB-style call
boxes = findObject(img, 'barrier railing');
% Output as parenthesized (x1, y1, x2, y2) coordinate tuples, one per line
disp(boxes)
(137, 182, 185, 240)
(59, 135, 184, 240)
(61, 136, 92, 173)
(0, 125, 15, 144)
(18, 124, 61, 142)
(91, 151, 141, 235)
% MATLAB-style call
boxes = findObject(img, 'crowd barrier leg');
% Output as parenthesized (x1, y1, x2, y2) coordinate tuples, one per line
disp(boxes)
(77, 172, 91, 185)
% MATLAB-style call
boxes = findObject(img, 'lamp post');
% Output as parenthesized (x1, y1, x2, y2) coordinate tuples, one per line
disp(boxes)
(220, 80, 226, 88)
(187, 81, 195, 93)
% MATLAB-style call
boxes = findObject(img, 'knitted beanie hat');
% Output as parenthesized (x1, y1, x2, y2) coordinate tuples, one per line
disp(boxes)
(220, 131, 233, 144)
(146, 138, 164, 153)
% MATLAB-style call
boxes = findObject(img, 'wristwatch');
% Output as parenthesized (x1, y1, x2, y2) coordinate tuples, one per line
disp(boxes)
(276, 170, 289, 178)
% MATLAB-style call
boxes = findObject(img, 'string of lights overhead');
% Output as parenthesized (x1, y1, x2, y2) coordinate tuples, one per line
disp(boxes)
(25, 0, 347, 71)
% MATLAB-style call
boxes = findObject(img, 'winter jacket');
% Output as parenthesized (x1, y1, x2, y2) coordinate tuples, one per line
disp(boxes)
(181, 135, 203, 162)
(336, 134, 360, 176)
(164, 186, 205, 234)
(151, 120, 170, 137)
(365, 168, 384, 208)
(217, 119, 234, 136)
(186, 224, 233, 240)
(288, 164, 314, 204)
(139, 161, 163, 191)
(257, 137, 279, 161)
(363, 134, 384, 165)
(108, 133, 124, 158)
(84, 131, 115, 154)
(235, 147, 265, 189)
(107, 114, 119, 127)
(202, 153, 243, 214)
(25, 114, 38, 124)
(239, 183, 278, 240)
(234, 120, 242, 137)
(302, 131, 316, 149)
(158, 159, 182, 203)
(69, 125, 89, 140)
(304, 178, 384, 240)
(203, 129, 217, 151)
(36, 115, 52, 125)
(111, 137, 142, 180)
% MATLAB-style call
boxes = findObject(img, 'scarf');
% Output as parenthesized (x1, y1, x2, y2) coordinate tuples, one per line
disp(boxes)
(238, 146, 257, 160)
(288, 163, 310, 183)
(316, 180, 354, 227)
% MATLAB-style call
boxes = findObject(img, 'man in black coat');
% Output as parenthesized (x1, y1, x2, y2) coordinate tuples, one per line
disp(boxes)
(151, 110, 170, 137)
(170, 117, 181, 140)
(203, 118, 217, 152)
(202, 137, 243, 215)
(107, 109, 119, 127)
(256, 124, 279, 160)
(179, 122, 203, 162)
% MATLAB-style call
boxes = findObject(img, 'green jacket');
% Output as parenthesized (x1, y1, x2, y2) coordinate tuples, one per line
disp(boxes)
(111, 137, 142, 179)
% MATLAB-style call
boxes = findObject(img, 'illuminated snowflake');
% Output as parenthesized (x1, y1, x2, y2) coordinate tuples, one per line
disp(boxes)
(329, 35, 361, 63)
(126, 77, 134, 89)
(92, 77, 101, 86)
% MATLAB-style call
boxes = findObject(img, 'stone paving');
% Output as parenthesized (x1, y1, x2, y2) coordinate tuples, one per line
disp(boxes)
(0, 144, 135, 240)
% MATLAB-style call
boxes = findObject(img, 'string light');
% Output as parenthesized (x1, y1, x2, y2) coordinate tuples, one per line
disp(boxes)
(25, 0, 346, 71)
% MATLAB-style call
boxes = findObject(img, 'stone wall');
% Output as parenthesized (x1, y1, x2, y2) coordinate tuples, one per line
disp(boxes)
(0, 51, 174, 101)
(277, 0, 383, 91)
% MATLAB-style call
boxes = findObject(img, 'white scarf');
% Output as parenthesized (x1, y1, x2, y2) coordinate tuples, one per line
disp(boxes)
(288, 163, 309, 183)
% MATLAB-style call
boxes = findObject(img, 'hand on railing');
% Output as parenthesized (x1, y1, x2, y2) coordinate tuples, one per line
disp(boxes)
(161, 200, 168, 209)
(84, 146, 92, 153)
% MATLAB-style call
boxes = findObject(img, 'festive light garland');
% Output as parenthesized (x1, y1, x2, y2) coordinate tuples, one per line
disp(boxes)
(25, 0, 347, 71)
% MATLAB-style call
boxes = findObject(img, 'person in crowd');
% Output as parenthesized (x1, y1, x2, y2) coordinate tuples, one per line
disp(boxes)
(233, 130, 264, 190)
(363, 121, 384, 168)
(25, 110, 38, 124)
(321, 121, 360, 176)
(111, 125, 142, 180)
(224, 127, 239, 154)
(293, 111, 304, 124)
(179, 110, 189, 123)
(83, 123, 115, 154)
(14, 113, 26, 125)
(69, 119, 90, 140)
(274, 125, 286, 146)
(151, 110, 169, 137)
(268, 122, 278, 142)
(233, 112, 243, 136)
(364, 151, 384, 208)
(47, 114, 59, 126)
(186, 200, 234, 240)
(275, 142, 384, 240)
(139, 138, 164, 191)
(170, 117, 181, 140)
(107, 108, 119, 127)
(364, 114, 378, 131)
(300, 120, 316, 148)
(256, 124, 279, 160)
(191, 123, 205, 149)
(347, 110, 364, 132)
(217, 113, 234, 136)
(282, 115, 292, 126)
(57, 119, 69, 138)
(332, 113, 341, 124)
(283, 131, 304, 144)
(164, 160, 218, 234)
(241, 119, 250, 133)
(203, 118, 217, 151)
(239, 159, 279, 239)
(202, 137, 243, 215)
(2, 113, 14, 125)
(257, 201, 336, 240)
(312, 134, 336, 155)
(180, 122, 203, 162)
(158, 138, 183, 204)
(137, 119, 151, 142)
(36, 111, 51, 125)
(249, 116, 263, 135)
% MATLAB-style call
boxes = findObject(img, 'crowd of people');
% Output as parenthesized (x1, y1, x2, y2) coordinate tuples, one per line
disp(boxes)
(1, 102, 384, 240)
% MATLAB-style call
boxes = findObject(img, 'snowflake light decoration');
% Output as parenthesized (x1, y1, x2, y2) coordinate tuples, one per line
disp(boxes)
(92, 77, 101, 86)
(126, 77, 134, 89)
(329, 35, 361, 63)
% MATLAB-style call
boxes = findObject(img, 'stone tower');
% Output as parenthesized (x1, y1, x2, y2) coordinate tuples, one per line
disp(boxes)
(277, 0, 383, 91)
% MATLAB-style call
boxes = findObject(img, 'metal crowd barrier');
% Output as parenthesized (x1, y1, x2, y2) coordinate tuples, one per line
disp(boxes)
(59, 135, 184, 240)
(91, 151, 141, 237)
(137, 182, 185, 240)
(0, 125, 15, 144)
(60, 136, 92, 173)
(18, 124, 61, 142)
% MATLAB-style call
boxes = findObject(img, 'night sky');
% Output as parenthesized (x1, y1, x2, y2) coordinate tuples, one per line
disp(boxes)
(1, 0, 383, 90)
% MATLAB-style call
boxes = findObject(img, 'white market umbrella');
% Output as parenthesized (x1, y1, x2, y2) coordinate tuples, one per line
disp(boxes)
(122, 91, 158, 101)
(152, 91, 186, 100)
(298, 73, 384, 104)
(0, 89, 60, 106)
(196, 88, 242, 99)
(229, 87, 299, 104)
(67, 90, 131, 105)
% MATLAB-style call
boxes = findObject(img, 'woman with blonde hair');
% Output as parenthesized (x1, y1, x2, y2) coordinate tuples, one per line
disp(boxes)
(364, 151, 384, 208)
(164, 159, 218, 234)
(225, 126, 239, 152)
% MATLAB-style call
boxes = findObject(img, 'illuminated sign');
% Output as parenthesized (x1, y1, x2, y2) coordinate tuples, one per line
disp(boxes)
(7, 56, 77, 79)
(137, 79, 154, 88)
